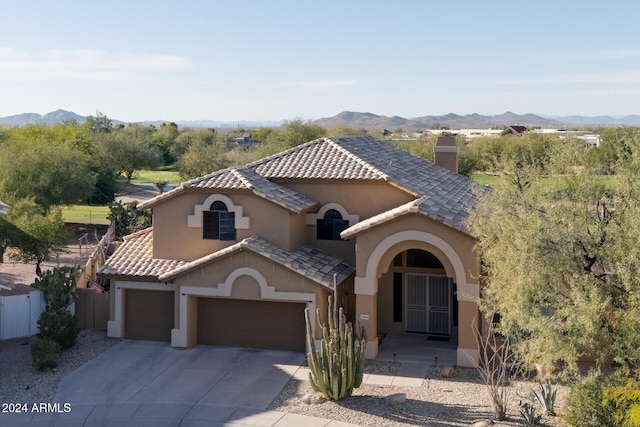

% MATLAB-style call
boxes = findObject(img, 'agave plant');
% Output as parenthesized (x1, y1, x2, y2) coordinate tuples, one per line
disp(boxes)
(520, 402, 542, 426)
(530, 380, 557, 416)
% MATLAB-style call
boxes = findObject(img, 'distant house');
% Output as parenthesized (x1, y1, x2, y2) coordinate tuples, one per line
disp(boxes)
(500, 126, 528, 136)
(381, 129, 392, 137)
(232, 132, 252, 146)
(0, 201, 10, 215)
(99, 135, 483, 367)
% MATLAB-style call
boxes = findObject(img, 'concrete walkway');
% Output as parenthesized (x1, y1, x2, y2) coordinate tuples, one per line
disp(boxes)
(0, 340, 432, 427)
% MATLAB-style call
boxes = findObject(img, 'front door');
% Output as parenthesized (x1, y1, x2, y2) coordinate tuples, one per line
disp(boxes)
(405, 274, 452, 334)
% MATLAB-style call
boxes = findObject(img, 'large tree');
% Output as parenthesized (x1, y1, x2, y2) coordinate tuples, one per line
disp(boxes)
(176, 140, 230, 180)
(9, 199, 69, 277)
(0, 138, 96, 211)
(467, 131, 640, 376)
(96, 124, 162, 181)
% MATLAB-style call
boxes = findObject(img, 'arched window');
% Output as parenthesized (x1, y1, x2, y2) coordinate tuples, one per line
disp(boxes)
(203, 201, 236, 240)
(317, 209, 349, 241)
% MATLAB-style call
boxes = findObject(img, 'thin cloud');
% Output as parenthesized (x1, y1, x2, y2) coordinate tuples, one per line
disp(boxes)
(291, 79, 357, 90)
(0, 47, 193, 81)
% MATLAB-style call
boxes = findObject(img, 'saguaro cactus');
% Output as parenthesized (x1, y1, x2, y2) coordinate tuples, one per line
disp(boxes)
(304, 292, 366, 400)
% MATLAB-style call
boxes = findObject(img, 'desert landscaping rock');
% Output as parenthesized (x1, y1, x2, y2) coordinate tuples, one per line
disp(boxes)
(471, 420, 495, 427)
(302, 393, 326, 405)
(384, 393, 406, 405)
(439, 365, 459, 378)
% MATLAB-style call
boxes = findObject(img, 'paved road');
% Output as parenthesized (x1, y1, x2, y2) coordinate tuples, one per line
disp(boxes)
(1, 340, 357, 426)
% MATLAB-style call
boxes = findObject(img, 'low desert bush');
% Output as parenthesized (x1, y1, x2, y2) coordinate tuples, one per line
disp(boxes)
(37, 310, 78, 350)
(31, 338, 61, 371)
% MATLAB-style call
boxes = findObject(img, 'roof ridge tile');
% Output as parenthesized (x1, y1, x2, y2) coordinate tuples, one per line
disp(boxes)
(327, 137, 390, 181)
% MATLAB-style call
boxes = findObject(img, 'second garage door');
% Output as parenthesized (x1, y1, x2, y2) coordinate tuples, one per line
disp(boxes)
(125, 289, 174, 342)
(197, 298, 306, 352)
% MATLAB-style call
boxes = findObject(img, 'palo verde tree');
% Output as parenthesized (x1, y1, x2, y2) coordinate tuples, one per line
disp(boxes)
(467, 131, 640, 377)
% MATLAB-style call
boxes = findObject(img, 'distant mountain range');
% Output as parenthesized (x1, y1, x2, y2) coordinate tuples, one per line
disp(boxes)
(314, 111, 640, 130)
(0, 110, 282, 128)
(1, 109, 640, 129)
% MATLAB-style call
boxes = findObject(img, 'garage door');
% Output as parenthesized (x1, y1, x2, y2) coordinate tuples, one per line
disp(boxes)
(125, 290, 174, 342)
(198, 298, 306, 351)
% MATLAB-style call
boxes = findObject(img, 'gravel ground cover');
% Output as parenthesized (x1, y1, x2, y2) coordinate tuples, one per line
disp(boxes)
(268, 362, 569, 427)
(0, 330, 118, 406)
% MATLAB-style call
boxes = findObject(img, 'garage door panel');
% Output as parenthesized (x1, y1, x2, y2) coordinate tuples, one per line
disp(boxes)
(198, 298, 305, 352)
(125, 290, 174, 342)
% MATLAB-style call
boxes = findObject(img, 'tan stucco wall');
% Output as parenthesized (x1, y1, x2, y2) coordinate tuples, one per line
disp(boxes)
(152, 191, 300, 260)
(284, 180, 414, 219)
(286, 180, 414, 264)
(377, 272, 403, 334)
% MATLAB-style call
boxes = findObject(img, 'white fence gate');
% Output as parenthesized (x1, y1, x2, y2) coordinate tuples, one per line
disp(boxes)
(0, 290, 45, 340)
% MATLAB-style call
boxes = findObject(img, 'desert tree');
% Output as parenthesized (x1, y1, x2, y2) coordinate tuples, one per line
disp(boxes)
(467, 132, 640, 377)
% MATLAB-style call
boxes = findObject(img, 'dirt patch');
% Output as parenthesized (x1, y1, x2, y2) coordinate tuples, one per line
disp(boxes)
(0, 224, 106, 287)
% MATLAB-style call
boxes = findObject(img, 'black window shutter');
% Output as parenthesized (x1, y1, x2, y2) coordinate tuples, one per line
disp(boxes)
(317, 219, 333, 240)
(332, 219, 349, 240)
(218, 211, 236, 240)
(203, 210, 220, 239)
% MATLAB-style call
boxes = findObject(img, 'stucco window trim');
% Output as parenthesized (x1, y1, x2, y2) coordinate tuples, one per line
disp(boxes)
(107, 281, 176, 339)
(188, 194, 250, 229)
(171, 267, 316, 348)
(306, 202, 359, 226)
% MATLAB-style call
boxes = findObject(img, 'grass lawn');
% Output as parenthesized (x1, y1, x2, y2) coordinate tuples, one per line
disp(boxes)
(61, 205, 111, 225)
(129, 169, 180, 184)
(471, 173, 498, 186)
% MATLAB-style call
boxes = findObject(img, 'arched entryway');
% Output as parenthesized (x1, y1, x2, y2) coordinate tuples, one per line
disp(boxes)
(353, 230, 479, 367)
(377, 249, 457, 341)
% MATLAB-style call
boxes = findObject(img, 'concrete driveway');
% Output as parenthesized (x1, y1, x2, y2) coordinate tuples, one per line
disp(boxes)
(4, 340, 312, 426)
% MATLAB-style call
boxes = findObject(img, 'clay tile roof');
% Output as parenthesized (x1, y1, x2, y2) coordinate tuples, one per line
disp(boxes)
(138, 167, 317, 213)
(232, 168, 318, 213)
(336, 136, 479, 233)
(248, 137, 390, 180)
(243, 135, 479, 234)
(98, 228, 187, 279)
(159, 235, 354, 288)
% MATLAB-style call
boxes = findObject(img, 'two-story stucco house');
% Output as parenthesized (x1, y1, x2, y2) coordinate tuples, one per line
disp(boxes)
(99, 135, 482, 366)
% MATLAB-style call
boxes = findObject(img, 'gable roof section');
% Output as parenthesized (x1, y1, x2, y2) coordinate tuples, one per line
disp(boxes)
(98, 228, 187, 279)
(99, 230, 354, 289)
(332, 137, 477, 234)
(159, 235, 354, 288)
(138, 167, 317, 213)
(248, 137, 390, 180)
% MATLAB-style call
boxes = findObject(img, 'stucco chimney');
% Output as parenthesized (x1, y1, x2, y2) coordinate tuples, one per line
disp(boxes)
(433, 135, 458, 173)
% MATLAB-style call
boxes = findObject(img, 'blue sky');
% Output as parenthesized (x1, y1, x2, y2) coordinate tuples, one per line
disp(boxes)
(1, 0, 639, 122)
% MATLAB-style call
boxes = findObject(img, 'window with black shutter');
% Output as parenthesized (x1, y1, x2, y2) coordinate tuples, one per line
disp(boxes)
(203, 200, 236, 240)
(316, 209, 349, 241)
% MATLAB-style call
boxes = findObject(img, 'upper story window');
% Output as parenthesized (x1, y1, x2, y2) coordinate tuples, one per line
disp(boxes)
(317, 209, 349, 241)
(203, 200, 236, 240)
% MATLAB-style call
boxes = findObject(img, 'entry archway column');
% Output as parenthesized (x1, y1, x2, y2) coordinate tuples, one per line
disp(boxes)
(355, 276, 378, 358)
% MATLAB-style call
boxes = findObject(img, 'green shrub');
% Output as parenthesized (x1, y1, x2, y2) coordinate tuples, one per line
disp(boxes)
(31, 338, 61, 371)
(562, 369, 627, 427)
(602, 369, 640, 427)
(37, 310, 78, 350)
